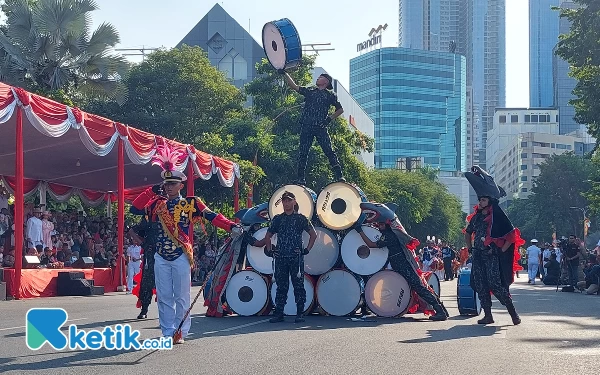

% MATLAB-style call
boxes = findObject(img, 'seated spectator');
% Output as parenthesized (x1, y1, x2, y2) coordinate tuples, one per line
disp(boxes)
(26, 247, 38, 256)
(543, 254, 560, 285)
(582, 255, 599, 294)
(3, 248, 15, 267)
(94, 246, 109, 267)
(39, 247, 56, 266)
(56, 243, 69, 262)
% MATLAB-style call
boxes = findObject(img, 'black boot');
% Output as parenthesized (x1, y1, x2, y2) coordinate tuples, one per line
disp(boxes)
(137, 306, 148, 319)
(332, 165, 345, 183)
(295, 305, 305, 323)
(506, 303, 521, 325)
(269, 308, 284, 323)
(477, 307, 494, 324)
(429, 303, 448, 321)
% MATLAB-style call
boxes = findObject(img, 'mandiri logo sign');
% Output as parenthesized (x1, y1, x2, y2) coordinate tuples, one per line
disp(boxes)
(26, 308, 172, 351)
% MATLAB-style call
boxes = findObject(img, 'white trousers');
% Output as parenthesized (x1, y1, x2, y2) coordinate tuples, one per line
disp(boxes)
(127, 260, 141, 292)
(528, 263, 539, 283)
(154, 253, 191, 337)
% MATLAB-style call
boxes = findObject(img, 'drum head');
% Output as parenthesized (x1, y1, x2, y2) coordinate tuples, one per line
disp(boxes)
(341, 226, 389, 276)
(316, 269, 363, 316)
(427, 272, 441, 296)
(365, 270, 411, 317)
(246, 227, 276, 274)
(226, 271, 269, 316)
(262, 22, 287, 70)
(316, 182, 366, 230)
(269, 184, 316, 220)
(303, 227, 339, 275)
(270, 275, 314, 315)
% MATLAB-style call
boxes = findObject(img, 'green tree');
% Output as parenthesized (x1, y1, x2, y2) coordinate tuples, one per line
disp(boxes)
(555, 1, 600, 139)
(0, 0, 129, 103)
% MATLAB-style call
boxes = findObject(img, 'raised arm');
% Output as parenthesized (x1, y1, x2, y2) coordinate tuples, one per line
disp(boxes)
(191, 198, 236, 231)
(354, 225, 379, 248)
(281, 71, 300, 92)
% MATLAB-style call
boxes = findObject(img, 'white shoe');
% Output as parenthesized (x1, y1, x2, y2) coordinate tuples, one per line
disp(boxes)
(174, 338, 184, 344)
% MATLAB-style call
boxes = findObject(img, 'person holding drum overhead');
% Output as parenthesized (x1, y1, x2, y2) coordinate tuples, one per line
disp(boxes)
(354, 203, 449, 321)
(464, 166, 524, 326)
(278, 70, 345, 185)
(264, 190, 317, 323)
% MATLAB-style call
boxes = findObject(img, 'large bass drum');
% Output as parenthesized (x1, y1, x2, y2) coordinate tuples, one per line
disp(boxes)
(316, 182, 367, 231)
(269, 184, 317, 220)
(246, 227, 276, 275)
(316, 269, 364, 316)
(341, 226, 389, 276)
(225, 270, 270, 316)
(302, 227, 339, 276)
(270, 274, 315, 316)
(262, 18, 302, 71)
(365, 270, 412, 317)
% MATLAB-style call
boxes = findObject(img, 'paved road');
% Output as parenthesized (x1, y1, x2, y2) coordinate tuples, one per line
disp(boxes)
(0, 276, 598, 375)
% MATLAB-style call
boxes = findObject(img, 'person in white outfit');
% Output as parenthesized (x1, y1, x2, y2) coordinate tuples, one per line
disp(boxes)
(526, 239, 542, 284)
(126, 241, 142, 294)
(26, 207, 44, 249)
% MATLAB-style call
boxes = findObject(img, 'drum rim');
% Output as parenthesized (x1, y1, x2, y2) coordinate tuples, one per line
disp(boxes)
(316, 269, 363, 316)
(225, 270, 269, 316)
(364, 269, 412, 317)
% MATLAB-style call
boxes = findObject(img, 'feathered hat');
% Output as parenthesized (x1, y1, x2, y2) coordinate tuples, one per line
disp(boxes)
(151, 145, 187, 183)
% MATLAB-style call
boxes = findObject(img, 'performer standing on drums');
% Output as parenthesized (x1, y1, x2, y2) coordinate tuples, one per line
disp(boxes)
(279, 70, 345, 185)
(464, 166, 524, 326)
(264, 191, 317, 323)
(355, 205, 449, 321)
(130, 146, 240, 343)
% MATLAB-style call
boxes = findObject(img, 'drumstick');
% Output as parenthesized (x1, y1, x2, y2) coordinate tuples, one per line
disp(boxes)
(272, 258, 276, 283)
(297, 253, 302, 279)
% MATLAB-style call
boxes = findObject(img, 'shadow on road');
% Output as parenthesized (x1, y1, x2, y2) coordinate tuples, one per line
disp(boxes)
(397, 324, 507, 344)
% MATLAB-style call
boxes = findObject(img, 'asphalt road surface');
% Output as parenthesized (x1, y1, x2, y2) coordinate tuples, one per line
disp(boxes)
(1, 276, 598, 375)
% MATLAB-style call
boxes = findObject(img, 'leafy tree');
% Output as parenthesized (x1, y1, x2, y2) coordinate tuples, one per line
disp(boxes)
(0, 0, 129, 103)
(555, 0, 600, 140)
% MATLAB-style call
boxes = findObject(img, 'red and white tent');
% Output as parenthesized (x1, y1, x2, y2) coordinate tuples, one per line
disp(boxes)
(0, 82, 240, 298)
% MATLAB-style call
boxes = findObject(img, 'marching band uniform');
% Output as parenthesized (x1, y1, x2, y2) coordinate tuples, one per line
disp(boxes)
(464, 166, 524, 325)
(131, 147, 237, 343)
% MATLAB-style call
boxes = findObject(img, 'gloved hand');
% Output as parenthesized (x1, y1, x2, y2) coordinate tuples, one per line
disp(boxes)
(230, 224, 243, 238)
(264, 245, 279, 258)
(277, 69, 286, 74)
(151, 184, 163, 195)
(294, 248, 310, 255)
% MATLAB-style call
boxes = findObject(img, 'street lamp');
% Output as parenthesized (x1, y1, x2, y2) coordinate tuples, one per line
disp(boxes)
(569, 206, 589, 246)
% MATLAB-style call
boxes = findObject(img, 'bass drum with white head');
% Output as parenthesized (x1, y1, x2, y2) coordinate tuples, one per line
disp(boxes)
(269, 184, 317, 220)
(316, 269, 364, 316)
(341, 225, 389, 276)
(316, 182, 367, 231)
(246, 227, 276, 275)
(302, 227, 339, 276)
(365, 270, 411, 317)
(262, 18, 302, 71)
(225, 270, 270, 316)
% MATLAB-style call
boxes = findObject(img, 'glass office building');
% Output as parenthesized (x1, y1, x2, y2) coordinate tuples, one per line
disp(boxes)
(350, 47, 467, 171)
(529, 0, 559, 108)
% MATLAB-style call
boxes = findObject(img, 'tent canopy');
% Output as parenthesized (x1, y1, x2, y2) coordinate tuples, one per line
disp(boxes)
(0, 83, 239, 193)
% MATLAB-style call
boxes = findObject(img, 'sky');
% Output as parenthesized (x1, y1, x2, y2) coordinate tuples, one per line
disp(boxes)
(92, 0, 530, 107)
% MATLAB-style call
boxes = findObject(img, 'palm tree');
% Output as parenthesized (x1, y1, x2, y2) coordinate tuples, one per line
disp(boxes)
(0, 0, 129, 104)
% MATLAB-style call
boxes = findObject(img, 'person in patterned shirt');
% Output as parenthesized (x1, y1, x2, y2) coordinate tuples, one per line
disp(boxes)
(279, 70, 345, 185)
(264, 191, 317, 323)
(130, 148, 239, 344)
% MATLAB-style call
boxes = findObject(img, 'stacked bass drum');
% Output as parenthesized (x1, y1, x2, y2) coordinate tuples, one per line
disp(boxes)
(224, 181, 443, 318)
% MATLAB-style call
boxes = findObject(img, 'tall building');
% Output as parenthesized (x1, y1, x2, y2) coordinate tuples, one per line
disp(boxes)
(529, 0, 559, 108)
(177, 4, 264, 89)
(312, 68, 375, 168)
(554, 0, 580, 135)
(350, 47, 467, 171)
(399, 0, 460, 52)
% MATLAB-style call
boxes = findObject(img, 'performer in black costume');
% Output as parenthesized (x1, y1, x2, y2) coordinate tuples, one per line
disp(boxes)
(129, 218, 156, 319)
(279, 70, 345, 185)
(464, 166, 524, 325)
(355, 202, 448, 321)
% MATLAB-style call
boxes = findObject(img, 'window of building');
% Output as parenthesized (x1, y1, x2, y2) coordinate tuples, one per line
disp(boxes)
(521, 176, 527, 182)
(551, 143, 555, 148)
(525, 115, 531, 123)
(218, 48, 248, 81)
(567, 145, 572, 150)
(521, 165, 527, 170)
(531, 115, 539, 122)
(521, 188, 528, 193)
(511, 115, 518, 123)
(499, 115, 506, 123)
(521, 141, 528, 147)
(521, 153, 527, 158)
